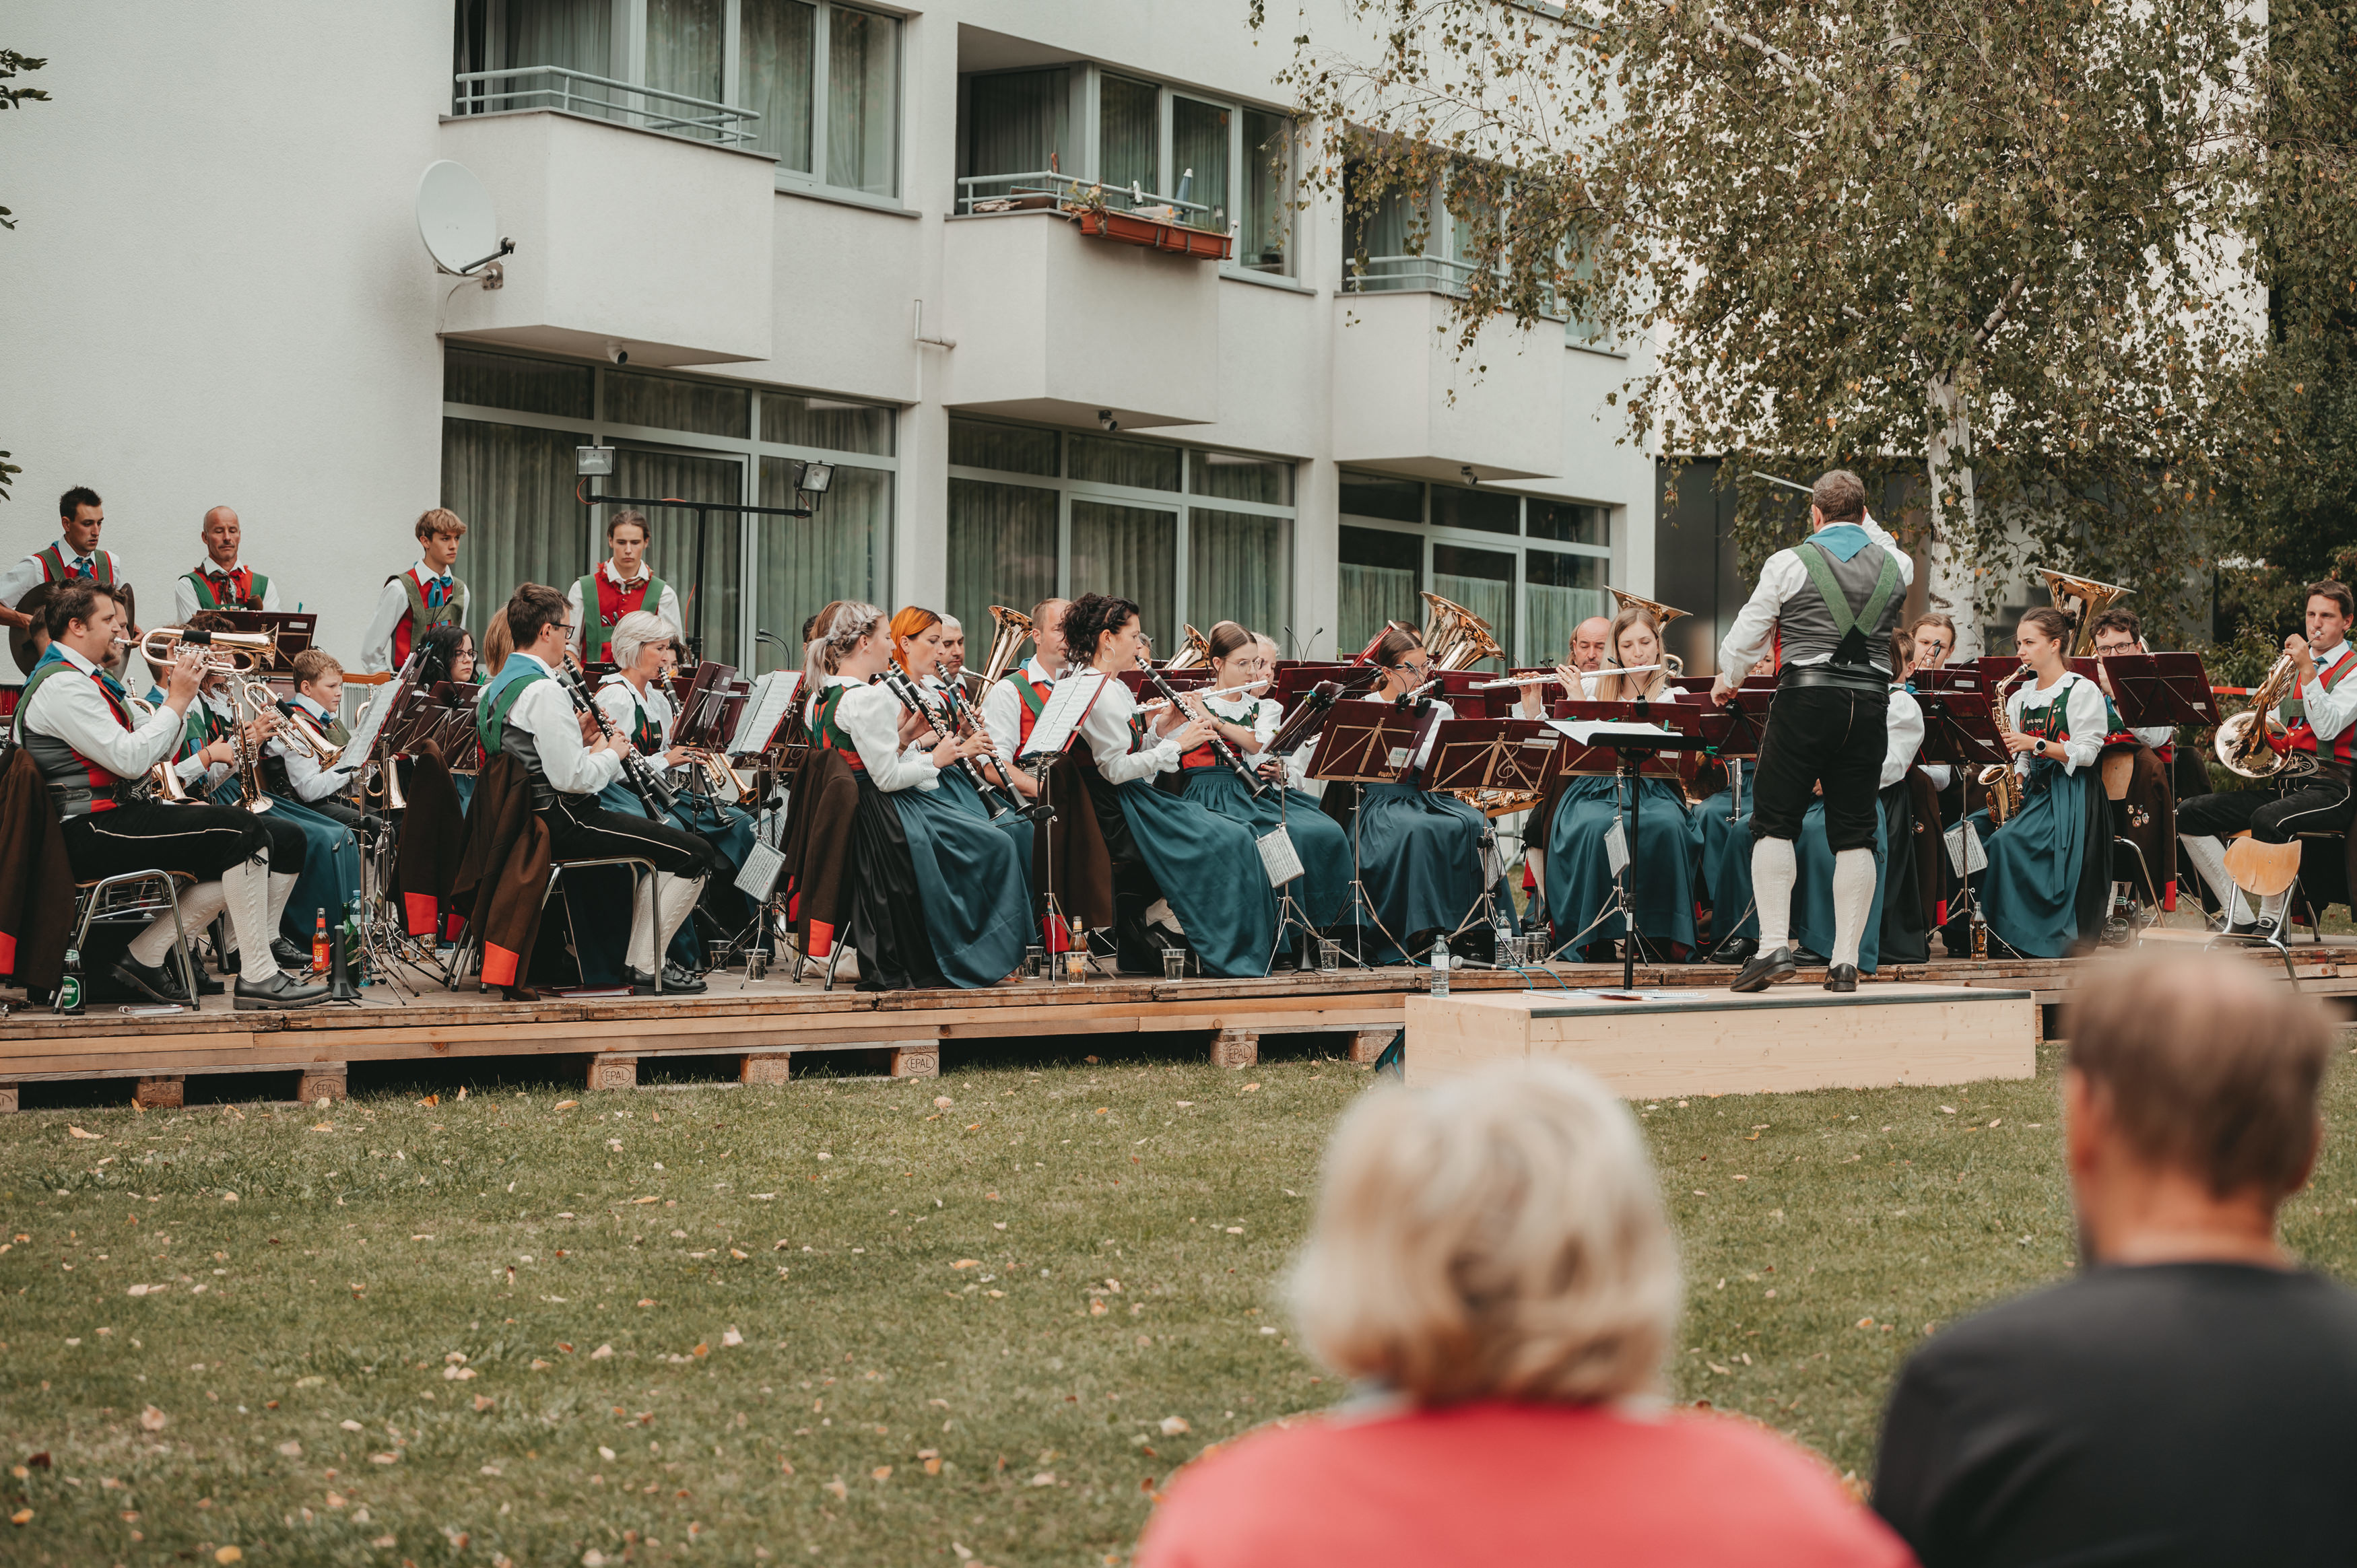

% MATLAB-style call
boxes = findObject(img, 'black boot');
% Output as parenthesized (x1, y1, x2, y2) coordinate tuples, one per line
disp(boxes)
(271, 936, 311, 972)
(1824, 963, 1859, 993)
(1709, 934, 1758, 965)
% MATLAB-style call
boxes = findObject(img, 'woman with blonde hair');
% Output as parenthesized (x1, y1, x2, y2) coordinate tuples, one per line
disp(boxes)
(1544, 605, 1697, 960)
(1135, 1062, 1909, 1568)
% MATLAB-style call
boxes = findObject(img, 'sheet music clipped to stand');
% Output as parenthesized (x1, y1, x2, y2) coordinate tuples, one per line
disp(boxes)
(727, 671, 803, 756)
(1019, 671, 1115, 760)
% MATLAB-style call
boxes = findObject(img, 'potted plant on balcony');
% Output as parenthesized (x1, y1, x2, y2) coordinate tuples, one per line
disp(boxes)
(1064, 182, 1234, 262)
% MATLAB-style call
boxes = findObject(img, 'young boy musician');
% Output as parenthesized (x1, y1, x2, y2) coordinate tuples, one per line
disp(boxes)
(361, 509, 469, 673)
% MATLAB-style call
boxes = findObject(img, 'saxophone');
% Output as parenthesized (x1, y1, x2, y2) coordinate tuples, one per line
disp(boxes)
(1977, 664, 2034, 826)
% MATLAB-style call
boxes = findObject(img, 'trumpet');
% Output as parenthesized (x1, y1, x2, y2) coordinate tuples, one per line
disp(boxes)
(140, 625, 276, 672)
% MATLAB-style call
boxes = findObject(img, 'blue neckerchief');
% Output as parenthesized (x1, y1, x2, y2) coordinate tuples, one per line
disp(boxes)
(1810, 523, 1871, 561)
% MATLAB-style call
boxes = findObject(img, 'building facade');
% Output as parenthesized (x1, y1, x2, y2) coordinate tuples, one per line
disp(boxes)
(5, 1, 1656, 675)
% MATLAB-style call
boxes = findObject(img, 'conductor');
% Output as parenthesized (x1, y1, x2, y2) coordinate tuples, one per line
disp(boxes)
(1711, 470, 1913, 992)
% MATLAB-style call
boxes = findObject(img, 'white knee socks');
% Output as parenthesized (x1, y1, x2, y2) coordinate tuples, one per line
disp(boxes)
(1752, 836, 1796, 953)
(223, 858, 279, 982)
(129, 880, 226, 967)
(2178, 833, 2251, 924)
(627, 872, 707, 974)
(1830, 848, 1877, 970)
(2259, 889, 2288, 928)
(267, 871, 298, 938)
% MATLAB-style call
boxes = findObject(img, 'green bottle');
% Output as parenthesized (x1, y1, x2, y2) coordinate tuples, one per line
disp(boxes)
(56, 947, 86, 1016)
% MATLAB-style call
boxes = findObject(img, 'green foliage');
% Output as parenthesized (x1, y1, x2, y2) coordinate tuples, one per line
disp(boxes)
(0, 47, 51, 234)
(1263, 1, 2357, 645)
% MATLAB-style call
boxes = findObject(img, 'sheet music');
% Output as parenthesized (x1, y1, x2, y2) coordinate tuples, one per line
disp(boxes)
(1020, 671, 1113, 759)
(345, 667, 409, 759)
(727, 671, 801, 756)
(1548, 718, 1678, 745)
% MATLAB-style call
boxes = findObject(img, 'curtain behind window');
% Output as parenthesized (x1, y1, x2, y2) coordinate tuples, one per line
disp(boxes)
(1432, 543, 1513, 671)
(1339, 524, 1421, 658)
(1099, 75, 1158, 197)
(828, 7, 898, 195)
(740, 0, 814, 170)
(964, 69, 1068, 182)
(759, 458, 886, 658)
(499, 0, 614, 116)
(1524, 551, 1605, 667)
(614, 448, 743, 664)
(1189, 509, 1289, 639)
(648, 0, 724, 125)
(441, 419, 592, 619)
(947, 479, 1058, 658)
(1240, 110, 1290, 273)
(1170, 97, 1228, 228)
(1071, 500, 1176, 652)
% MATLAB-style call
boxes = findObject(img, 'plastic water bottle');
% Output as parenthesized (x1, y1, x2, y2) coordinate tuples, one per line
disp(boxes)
(1494, 914, 1515, 965)
(1430, 934, 1451, 996)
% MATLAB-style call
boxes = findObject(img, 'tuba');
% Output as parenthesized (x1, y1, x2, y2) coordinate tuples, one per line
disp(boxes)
(1608, 586, 1690, 627)
(1419, 592, 1506, 671)
(977, 605, 1035, 688)
(2214, 654, 2316, 780)
(2034, 568, 2133, 658)
(1162, 623, 1212, 671)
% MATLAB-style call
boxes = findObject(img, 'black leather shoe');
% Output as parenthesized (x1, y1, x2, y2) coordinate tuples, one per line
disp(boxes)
(1730, 946, 1797, 993)
(234, 971, 331, 1011)
(190, 964, 224, 996)
(1793, 947, 1828, 965)
(661, 963, 707, 994)
(271, 936, 312, 972)
(1709, 934, 1758, 965)
(2226, 917, 2281, 943)
(112, 956, 191, 1004)
(1824, 963, 1859, 993)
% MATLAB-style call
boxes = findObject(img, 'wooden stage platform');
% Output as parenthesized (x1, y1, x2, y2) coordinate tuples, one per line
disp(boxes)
(4, 939, 2353, 1111)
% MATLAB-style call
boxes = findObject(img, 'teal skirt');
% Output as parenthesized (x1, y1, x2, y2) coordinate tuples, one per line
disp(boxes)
(267, 794, 365, 941)
(889, 781, 1032, 988)
(1687, 788, 1758, 943)
(1113, 777, 1278, 978)
(1791, 797, 1890, 972)
(935, 768, 1038, 891)
(1342, 779, 1488, 963)
(1970, 759, 2107, 958)
(1546, 774, 1695, 949)
(1178, 768, 1354, 928)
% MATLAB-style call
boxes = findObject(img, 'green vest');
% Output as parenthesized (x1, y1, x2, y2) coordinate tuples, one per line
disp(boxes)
(475, 665, 549, 759)
(37, 543, 114, 586)
(396, 570, 468, 656)
(575, 571, 669, 662)
(182, 568, 271, 612)
(811, 683, 864, 766)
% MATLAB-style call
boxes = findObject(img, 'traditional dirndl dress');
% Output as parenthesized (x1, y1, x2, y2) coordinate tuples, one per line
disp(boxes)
(1968, 673, 2112, 958)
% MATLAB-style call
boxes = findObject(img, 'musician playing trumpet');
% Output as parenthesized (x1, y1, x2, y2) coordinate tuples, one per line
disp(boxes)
(2177, 580, 2357, 938)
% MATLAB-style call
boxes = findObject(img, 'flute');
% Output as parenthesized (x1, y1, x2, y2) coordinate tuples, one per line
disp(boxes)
(1133, 676, 1270, 714)
(1135, 652, 1265, 796)
(1469, 662, 1664, 691)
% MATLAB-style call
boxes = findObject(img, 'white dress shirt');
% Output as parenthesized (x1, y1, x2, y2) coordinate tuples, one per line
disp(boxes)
(1082, 676, 1178, 786)
(980, 656, 1059, 774)
(1718, 514, 1914, 675)
(267, 691, 359, 803)
(360, 561, 467, 674)
(0, 545, 131, 611)
(1355, 691, 1460, 771)
(18, 644, 185, 779)
(1884, 687, 1925, 790)
(1201, 691, 1282, 761)
(2284, 639, 2357, 747)
(2006, 671, 2107, 778)
(502, 653, 621, 796)
(833, 677, 939, 792)
(566, 563, 684, 657)
(172, 564, 283, 621)
(597, 673, 682, 777)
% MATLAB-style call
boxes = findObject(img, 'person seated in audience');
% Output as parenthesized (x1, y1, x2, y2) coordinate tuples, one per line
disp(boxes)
(1874, 947, 2357, 1567)
(1136, 1061, 1912, 1568)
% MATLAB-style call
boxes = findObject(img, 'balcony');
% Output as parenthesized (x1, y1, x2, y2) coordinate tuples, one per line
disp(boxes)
(956, 172, 1234, 261)
(436, 103, 777, 368)
(451, 66, 762, 148)
(941, 209, 1220, 432)
(1330, 289, 1565, 483)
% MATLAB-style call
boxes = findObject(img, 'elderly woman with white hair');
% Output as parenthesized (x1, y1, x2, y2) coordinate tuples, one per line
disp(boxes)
(1135, 1063, 1911, 1568)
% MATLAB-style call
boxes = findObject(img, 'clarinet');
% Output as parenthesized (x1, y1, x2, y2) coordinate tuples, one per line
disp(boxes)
(1135, 654, 1265, 797)
(556, 659, 679, 818)
(877, 667, 1020, 817)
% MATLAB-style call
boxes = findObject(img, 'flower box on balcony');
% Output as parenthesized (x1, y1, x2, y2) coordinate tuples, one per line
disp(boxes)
(1075, 208, 1232, 261)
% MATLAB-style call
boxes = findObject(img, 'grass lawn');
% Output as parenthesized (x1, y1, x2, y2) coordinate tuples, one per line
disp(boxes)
(3, 1036, 2354, 1568)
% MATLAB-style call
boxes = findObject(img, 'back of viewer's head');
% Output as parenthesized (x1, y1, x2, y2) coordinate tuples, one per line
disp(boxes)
(1288, 1062, 1679, 1405)
(2067, 950, 2329, 1200)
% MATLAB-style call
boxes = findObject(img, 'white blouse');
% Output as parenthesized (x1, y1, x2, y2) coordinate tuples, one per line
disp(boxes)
(1080, 675, 1177, 786)
(1201, 691, 1281, 761)
(597, 673, 680, 777)
(832, 677, 941, 793)
(1354, 691, 1459, 770)
(2007, 670, 2106, 776)
(1883, 687, 1925, 790)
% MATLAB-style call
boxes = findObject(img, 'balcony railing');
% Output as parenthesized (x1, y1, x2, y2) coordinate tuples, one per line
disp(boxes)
(1346, 254, 1608, 345)
(954, 171, 1222, 233)
(451, 66, 762, 149)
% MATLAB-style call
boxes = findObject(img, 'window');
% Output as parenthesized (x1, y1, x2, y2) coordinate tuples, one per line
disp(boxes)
(946, 418, 1296, 660)
(1338, 469, 1616, 667)
(954, 62, 1295, 278)
(440, 345, 896, 669)
(739, 0, 815, 171)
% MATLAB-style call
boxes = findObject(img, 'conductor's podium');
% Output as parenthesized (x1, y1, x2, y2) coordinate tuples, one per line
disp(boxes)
(1405, 982, 2037, 1097)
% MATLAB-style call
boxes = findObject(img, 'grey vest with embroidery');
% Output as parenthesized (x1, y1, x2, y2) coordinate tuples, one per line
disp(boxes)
(1779, 535, 1905, 678)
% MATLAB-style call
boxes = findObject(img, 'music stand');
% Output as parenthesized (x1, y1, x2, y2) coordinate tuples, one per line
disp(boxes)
(1546, 702, 1715, 988)
(1698, 686, 1774, 821)
(1306, 704, 1430, 966)
(1422, 718, 1566, 949)
(213, 609, 319, 679)
(1017, 672, 1123, 986)
(2100, 652, 2218, 729)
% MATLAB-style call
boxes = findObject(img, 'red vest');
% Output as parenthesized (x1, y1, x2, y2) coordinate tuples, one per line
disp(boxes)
(596, 572, 655, 628)
(1009, 672, 1052, 744)
(2283, 646, 2357, 765)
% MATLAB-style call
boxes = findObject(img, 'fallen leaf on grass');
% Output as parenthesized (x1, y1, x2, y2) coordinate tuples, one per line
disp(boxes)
(951, 1259, 981, 1270)
(822, 1478, 848, 1501)
(632, 1196, 660, 1206)
(722, 1328, 743, 1347)
(1030, 1472, 1056, 1487)
(871, 1466, 892, 1482)
(68, 1126, 101, 1140)
(9, 1509, 30, 1526)
(139, 1406, 168, 1432)
(590, 1344, 613, 1360)
(1240, 1083, 1261, 1093)
(1159, 1416, 1190, 1435)
(215, 1548, 244, 1564)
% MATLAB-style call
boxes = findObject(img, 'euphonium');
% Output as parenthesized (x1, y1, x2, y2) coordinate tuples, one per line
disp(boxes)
(977, 604, 1035, 687)
(2215, 654, 2302, 780)
(1419, 591, 1506, 671)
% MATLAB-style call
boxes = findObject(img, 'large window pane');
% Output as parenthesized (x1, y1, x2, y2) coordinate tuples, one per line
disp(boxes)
(1071, 500, 1176, 652)
(647, 0, 724, 114)
(1432, 482, 1518, 535)
(1191, 450, 1293, 506)
(946, 479, 1057, 659)
(605, 369, 750, 438)
(740, 0, 814, 171)
(1239, 108, 1291, 274)
(826, 6, 898, 196)
(1099, 75, 1158, 197)
(1524, 549, 1607, 667)
(1339, 470, 1423, 522)
(761, 392, 893, 454)
(950, 417, 1056, 475)
(1170, 96, 1228, 230)
(759, 456, 885, 659)
(1430, 543, 1514, 670)
(492, 0, 615, 119)
(964, 69, 1069, 184)
(1068, 433, 1180, 492)
(444, 347, 592, 419)
(1529, 500, 1608, 546)
(613, 448, 743, 664)
(440, 418, 592, 619)
(1190, 509, 1290, 640)
(1339, 524, 1421, 659)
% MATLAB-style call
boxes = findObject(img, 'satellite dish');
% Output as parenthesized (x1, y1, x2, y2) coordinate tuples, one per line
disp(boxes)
(416, 160, 514, 277)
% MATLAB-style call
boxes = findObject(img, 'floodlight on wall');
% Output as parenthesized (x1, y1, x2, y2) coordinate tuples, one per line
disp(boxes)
(577, 445, 617, 477)
(416, 160, 515, 287)
(797, 462, 836, 496)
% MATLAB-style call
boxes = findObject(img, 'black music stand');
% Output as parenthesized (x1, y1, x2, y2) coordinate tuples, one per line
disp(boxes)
(1698, 685, 1774, 822)
(2099, 652, 2219, 730)
(1422, 718, 1566, 951)
(212, 609, 318, 677)
(1306, 704, 1430, 966)
(1548, 702, 1714, 989)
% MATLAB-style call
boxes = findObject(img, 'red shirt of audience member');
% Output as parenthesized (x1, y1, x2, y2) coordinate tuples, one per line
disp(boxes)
(1135, 1398, 1913, 1568)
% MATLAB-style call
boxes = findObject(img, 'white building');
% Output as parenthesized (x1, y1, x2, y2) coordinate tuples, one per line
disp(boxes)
(5, 0, 1655, 677)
